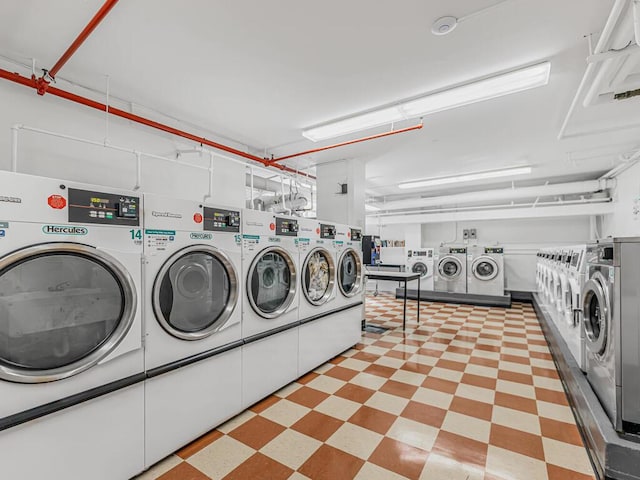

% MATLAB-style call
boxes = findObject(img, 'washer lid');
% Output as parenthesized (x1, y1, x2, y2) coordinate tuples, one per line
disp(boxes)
(472, 256, 499, 281)
(248, 246, 297, 318)
(438, 256, 462, 279)
(0, 243, 136, 383)
(154, 245, 239, 340)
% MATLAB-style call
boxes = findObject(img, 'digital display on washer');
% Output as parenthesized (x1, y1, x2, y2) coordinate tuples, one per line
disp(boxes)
(320, 223, 336, 239)
(350, 228, 362, 242)
(414, 251, 427, 257)
(275, 217, 299, 236)
(450, 248, 466, 254)
(485, 247, 503, 254)
(203, 207, 240, 232)
(67, 188, 139, 226)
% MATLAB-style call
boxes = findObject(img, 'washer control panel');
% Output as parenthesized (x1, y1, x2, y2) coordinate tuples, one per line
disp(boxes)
(484, 247, 503, 254)
(68, 188, 139, 226)
(275, 217, 299, 236)
(203, 207, 240, 232)
(320, 223, 336, 239)
(449, 247, 466, 254)
(350, 228, 362, 241)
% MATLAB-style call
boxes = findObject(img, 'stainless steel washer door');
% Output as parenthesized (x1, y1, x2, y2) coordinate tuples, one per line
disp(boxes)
(153, 245, 239, 340)
(438, 256, 462, 279)
(411, 262, 429, 279)
(0, 243, 136, 383)
(472, 256, 498, 281)
(302, 248, 335, 306)
(248, 246, 297, 318)
(582, 271, 610, 356)
(338, 248, 362, 297)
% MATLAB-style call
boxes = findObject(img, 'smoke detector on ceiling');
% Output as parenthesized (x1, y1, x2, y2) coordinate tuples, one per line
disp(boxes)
(431, 16, 458, 35)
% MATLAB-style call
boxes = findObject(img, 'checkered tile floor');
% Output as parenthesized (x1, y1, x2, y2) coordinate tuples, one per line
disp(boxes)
(135, 294, 595, 480)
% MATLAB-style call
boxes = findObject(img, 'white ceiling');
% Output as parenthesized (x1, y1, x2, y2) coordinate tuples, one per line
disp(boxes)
(1, 0, 639, 199)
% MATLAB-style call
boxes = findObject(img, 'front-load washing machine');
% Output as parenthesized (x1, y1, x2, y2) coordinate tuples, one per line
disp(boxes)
(553, 249, 572, 330)
(241, 210, 300, 408)
(547, 250, 562, 324)
(298, 219, 348, 375)
(406, 248, 435, 291)
(582, 238, 640, 432)
(0, 171, 144, 480)
(434, 246, 467, 294)
(558, 245, 587, 370)
(467, 246, 505, 296)
(142, 193, 243, 467)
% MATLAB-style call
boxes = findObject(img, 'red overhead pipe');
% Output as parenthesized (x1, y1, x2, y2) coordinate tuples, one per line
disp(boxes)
(267, 123, 424, 163)
(0, 68, 315, 178)
(35, 0, 120, 95)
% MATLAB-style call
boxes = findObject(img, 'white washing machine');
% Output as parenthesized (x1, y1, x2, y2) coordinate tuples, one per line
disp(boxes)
(0, 171, 144, 480)
(142, 194, 243, 467)
(241, 210, 300, 408)
(298, 219, 347, 375)
(558, 245, 587, 371)
(434, 246, 467, 294)
(553, 249, 572, 330)
(547, 249, 562, 324)
(406, 248, 435, 291)
(467, 246, 505, 297)
(582, 239, 640, 432)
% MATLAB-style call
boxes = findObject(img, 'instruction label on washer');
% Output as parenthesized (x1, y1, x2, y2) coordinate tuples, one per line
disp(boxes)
(243, 234, 260, 251)
(145, 229, 176, 250)
(296, 237, 311, 252)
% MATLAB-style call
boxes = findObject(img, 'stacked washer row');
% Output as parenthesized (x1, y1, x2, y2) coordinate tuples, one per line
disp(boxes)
(407, 245, 505, 297)
(536, 239, 640, 434)
(0, 171, 364, 479)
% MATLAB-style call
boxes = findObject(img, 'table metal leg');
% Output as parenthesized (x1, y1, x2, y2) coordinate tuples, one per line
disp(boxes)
(417, 277, 420, 323)
(403, 280, 407, 330)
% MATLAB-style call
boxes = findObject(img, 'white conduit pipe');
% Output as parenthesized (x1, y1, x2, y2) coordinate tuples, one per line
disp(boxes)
(634, 0, 640, 45)
(202, 150, 214, 204)
(250, 167, 255, 209)
(558, 0, 629, 139)
(373, 180, 612, 212)
(11, 124, 208, 192)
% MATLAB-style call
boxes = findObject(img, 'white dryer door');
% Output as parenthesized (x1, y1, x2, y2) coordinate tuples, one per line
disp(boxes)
(471, 256, 499, 281)
(411, 261, 430, 279)
(248, 246, 297, 318)
(154, 245, 239, 340)
(582, 271, 610, 356)
(438, 256, 462, 279)
(302, 247, 335, 306)
(338, 248, 363, 297)
(0, 243, 136, 383)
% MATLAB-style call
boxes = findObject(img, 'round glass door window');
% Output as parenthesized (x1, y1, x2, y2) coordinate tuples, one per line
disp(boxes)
(154, 246, 238, 340)
(583, 272, 609, 356)
(439, 257, 461, 278)
(338, 249, 362, 297)
(303, 248, 335, 306)
(473, 257, 498, 281)
(0, 243, 136, 383)
(412, 262, 429, 278)
(248, 247, 296, 318)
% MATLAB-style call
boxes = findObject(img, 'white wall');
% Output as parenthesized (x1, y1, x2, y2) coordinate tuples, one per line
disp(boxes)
(420, 218, 592, 292)
(0, 79, 246, 207)
(601, 161, 640, 238)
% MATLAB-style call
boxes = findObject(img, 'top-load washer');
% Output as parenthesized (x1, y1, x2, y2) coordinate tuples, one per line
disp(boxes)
(406, 248, 435, 291)
(142, 193, 243, 467)
(467, 246, 505, 297)
(434, 246, 467, 294)
(0, 171, 144, 480)
(582, 238, 640, 432)
(241, 210, 300, 408)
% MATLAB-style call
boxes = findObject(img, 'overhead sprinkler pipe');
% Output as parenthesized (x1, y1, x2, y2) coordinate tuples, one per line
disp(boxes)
(0, 68, 314, 179)
(267, 124, 423, 163)
(35, 0, 120, 94)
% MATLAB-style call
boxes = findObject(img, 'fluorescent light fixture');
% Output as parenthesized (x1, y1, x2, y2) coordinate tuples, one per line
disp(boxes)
(398, 166, 532, 189)
(365, 204, 381, 212)
(302, 62, 550, 142)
